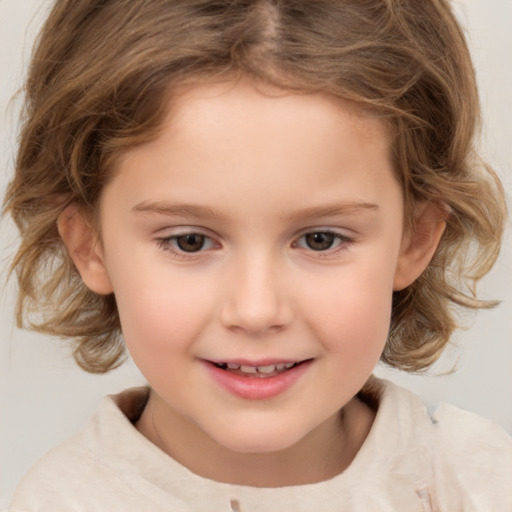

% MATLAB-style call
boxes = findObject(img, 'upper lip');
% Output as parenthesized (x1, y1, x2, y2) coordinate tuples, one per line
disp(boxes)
(204, 358, 311, 367)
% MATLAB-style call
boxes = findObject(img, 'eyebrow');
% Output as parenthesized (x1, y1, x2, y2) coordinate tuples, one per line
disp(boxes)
(132, 200, 379, 221)
(132, 201, 228, 221)
(285, 202, 379, 222)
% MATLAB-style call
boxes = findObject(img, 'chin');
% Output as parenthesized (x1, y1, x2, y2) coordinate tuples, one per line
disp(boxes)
(210, 423, 307, 455)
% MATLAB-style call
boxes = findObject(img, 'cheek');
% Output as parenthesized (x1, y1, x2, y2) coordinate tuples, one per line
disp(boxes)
(108, 261, 216, 361)
(304, 262, 395, 357)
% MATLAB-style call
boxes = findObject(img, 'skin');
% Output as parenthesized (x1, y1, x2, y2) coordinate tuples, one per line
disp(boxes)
(60, 80, 444, 487)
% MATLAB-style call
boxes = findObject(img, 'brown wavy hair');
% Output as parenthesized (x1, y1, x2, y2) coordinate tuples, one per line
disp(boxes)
(4, 0, 506, 373)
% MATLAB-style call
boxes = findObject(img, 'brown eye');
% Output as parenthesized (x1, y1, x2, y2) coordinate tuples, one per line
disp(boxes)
(176, 234, 206, 252)
(304, 232, 336, 251)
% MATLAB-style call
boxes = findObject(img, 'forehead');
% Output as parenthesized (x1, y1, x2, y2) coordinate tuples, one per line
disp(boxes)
(111, 79, 394, 191)
(103, 79, 402, 230)
(163, 79, 390, 148)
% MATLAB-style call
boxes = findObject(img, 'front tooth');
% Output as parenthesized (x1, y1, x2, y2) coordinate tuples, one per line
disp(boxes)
(257, 365, 276, 374)
(227, 363, 241, 370)
(275, 363, 286, 371)
(240, 365, 258, 374)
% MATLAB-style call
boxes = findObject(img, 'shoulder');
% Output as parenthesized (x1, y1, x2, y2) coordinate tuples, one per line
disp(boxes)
(8, 387, 159, 512)
(433, 401, 512, 461)
(431, 402, 512, 510)
(9, 432, 111, 511)
(365, 378, 512, 510)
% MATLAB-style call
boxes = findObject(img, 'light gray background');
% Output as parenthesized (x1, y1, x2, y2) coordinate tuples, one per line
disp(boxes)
(1, 0, 511, 507)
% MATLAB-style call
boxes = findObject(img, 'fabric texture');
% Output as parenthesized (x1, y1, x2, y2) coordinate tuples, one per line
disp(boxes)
(9, 378, 512, 511)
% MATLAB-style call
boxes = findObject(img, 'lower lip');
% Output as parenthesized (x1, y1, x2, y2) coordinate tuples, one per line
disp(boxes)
(202, 360, 312, 400)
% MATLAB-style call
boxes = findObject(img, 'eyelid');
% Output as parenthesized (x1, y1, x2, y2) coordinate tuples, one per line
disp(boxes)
(293, 227, 354, 241)
(153, 224, 216, 236)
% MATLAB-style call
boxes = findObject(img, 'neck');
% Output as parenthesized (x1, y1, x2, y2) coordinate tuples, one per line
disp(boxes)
(135, 392, 375, 487)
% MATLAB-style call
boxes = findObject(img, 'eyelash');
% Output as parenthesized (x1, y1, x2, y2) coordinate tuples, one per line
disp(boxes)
(155, 233, 219, 260)
(155, 229, 354, 260)
(293, 230, 354, 256)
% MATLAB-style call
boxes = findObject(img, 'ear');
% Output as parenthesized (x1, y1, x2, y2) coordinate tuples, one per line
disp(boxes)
(393, 201, 447, 291)
(57, 204, 114, 295)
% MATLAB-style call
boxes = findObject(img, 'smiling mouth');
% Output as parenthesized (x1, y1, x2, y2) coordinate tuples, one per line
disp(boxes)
(211, 360, 309, 378)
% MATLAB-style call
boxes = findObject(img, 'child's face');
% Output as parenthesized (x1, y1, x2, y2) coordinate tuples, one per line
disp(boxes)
(86, 81, 419, 454)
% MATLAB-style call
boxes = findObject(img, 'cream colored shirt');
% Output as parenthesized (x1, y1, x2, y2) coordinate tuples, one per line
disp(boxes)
(9, 378, 512, 511)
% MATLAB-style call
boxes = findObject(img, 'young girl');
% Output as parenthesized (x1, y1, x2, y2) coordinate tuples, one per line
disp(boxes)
(4, 0, 511, 510)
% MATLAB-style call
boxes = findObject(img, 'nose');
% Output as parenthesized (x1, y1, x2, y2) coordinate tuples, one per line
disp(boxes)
(220, 252, 292, 336)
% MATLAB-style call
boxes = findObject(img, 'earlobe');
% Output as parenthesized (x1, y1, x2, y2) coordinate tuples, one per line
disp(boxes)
(393, 201, 447, 291)
(57, 204, 114, 295)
